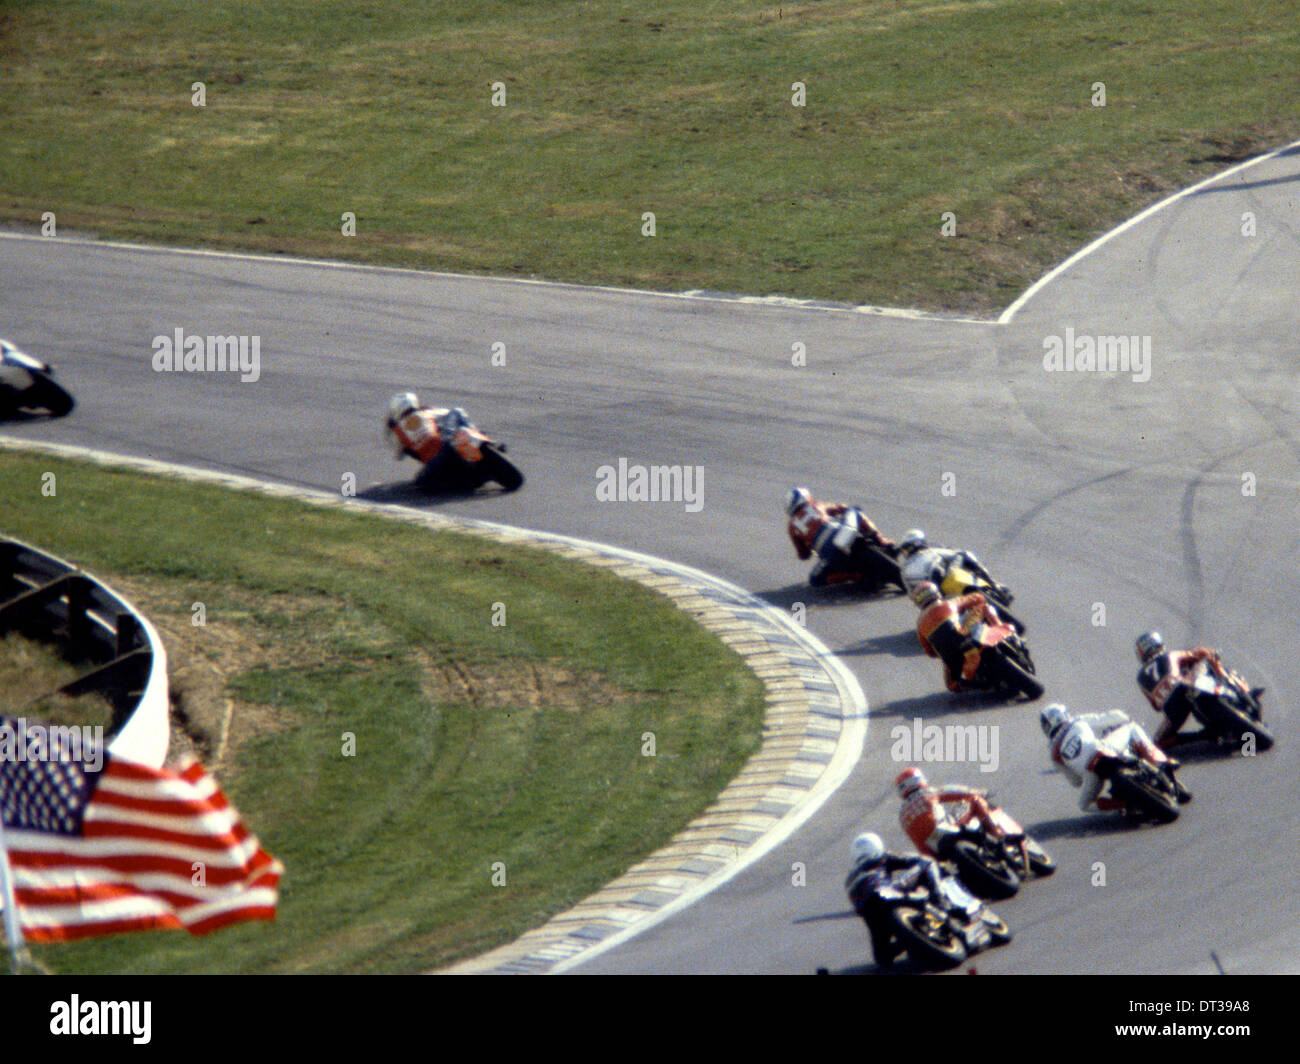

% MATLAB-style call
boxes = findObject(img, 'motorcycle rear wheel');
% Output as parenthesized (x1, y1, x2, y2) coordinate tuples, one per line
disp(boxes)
(1109, 764, 1180, 824)
(480, 446, 524, 492)
(946, 837, 1021, 900)
(1193, 692, 1274, 752)
(852, 541, 904, 592)
(890, 906, 968, 970)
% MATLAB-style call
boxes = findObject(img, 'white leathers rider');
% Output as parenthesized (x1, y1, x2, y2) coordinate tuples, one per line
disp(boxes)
(1040, 703, 1190, 811)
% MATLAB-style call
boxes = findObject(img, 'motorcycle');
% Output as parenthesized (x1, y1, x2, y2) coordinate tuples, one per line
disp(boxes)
(937, 560, 1026, 633)
(0, 339, 75, 417)
(934, 800, 1055, 900)
(864, 872, 1012, 971)
(1165, 658, 1273, 752)
(1094, 750, 1182, 824)
(820, 509, 906, 592)
(406, 410, 523, 493)
(954, 612, 1043, 701)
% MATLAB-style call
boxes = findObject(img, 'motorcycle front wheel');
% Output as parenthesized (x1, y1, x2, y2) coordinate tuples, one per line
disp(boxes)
(1109, 764, 1180, 824)
(945, 837, 1021, 900)
(480, 445, 524, 492)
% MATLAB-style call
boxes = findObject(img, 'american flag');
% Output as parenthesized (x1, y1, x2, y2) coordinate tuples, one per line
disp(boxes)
(0, 716, 283, 942)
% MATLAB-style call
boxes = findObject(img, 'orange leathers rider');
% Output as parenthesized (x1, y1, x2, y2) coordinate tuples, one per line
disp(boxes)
(913, 582, 1002, 692)
(895, 767, 1002, 856)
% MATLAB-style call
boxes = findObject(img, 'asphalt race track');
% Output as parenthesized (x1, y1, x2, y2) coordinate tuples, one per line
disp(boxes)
(2, 145, 1297, 975)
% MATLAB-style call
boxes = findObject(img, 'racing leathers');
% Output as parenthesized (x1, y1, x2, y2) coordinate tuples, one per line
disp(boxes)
(902, 546, 1002, 598)
(386, 405, 470, 483)
(1047, 709, 1188, 811)
(916, 591, 1001, 692)
(788, 498, 898, 588)
(899, 784, 1002, 857)
(1138, 647, 1259, 747)
(845, 851, 981, 968)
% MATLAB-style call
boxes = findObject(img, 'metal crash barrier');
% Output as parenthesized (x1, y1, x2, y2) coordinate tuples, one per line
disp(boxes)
(0, 538, 169, 768)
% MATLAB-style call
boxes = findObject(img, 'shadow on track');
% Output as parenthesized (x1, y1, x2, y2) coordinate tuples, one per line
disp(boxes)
(1021, 813, 1173, 842)
(795, 910, 932, 975)
(1161, 733, 1258, 763)
(867, 688, 1035, 721)
(755, 581, 908, 612)
(357, 480, 515, 506)
(836, 628, 927, 660)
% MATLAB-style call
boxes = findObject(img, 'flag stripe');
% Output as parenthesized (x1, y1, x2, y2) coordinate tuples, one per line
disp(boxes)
(8, 829, 271, 868)
(1, 716, 283, 942)
(9, 854, 281, 891)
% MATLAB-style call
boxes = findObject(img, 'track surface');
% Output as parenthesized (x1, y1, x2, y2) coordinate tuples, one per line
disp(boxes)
(2, 146, 1298, 974)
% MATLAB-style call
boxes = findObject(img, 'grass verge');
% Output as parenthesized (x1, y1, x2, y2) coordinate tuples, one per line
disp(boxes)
(0, 452, 765, 973)
(2, 2, 1298, 313)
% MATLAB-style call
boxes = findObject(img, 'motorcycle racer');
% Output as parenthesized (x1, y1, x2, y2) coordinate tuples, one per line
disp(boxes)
(1040, 703, 1191, 810)
(1135, 631, 1266, 748)
(784, 487, 901, 589)
(844, 831, 986, 969)
(385, 392, 472, 485)
(913, 581, 1002, 692)
(897, 529, 1010, 601)
(895, 767, 1004, 857)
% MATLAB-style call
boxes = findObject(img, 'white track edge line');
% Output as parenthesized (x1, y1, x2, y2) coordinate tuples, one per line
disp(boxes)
(997, 137, 1300, 324)
(6, 139, 1297, 332)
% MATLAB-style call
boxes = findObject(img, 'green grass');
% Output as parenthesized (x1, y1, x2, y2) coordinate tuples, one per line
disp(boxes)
(2, 1, 1298, 312)
(0, 453, 764, 972)
(0, 631, 117, 729)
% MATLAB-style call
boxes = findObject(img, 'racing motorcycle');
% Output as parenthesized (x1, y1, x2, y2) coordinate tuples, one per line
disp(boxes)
(1162, 657, 1274, 752)
(954, 610, 1043, 701)
(0, 339, 75, 417)
(405, 410, 523, 493)
(825, 509, 906, 592)
(934, 801, 1055, 900)
(936, 559, 1026, 633)
(864, 871, 1012, 971)
(1094, 750, 1182, 824)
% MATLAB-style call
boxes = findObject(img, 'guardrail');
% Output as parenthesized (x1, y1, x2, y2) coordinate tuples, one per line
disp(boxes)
(0, 538, 169, 768)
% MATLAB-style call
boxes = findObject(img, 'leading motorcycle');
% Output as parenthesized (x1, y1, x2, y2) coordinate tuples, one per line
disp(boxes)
(401, 409, 523, 492)
(0, 339, 75, 417)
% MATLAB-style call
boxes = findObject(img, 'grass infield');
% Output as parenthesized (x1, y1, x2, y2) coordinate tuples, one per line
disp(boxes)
(0, 453, 764, 973)
(2, 2, 1298, 313)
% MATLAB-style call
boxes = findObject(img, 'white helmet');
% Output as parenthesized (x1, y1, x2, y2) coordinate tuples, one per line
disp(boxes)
(389, 392, 419, 421)
(899, 529, 927, 556)
(1040, 703, 1071, 739)
(784, 487, 812, 517)
(851, 832, 885, 864)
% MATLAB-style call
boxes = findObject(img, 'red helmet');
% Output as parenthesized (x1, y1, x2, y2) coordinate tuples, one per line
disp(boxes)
(896, 766, 928, 799)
